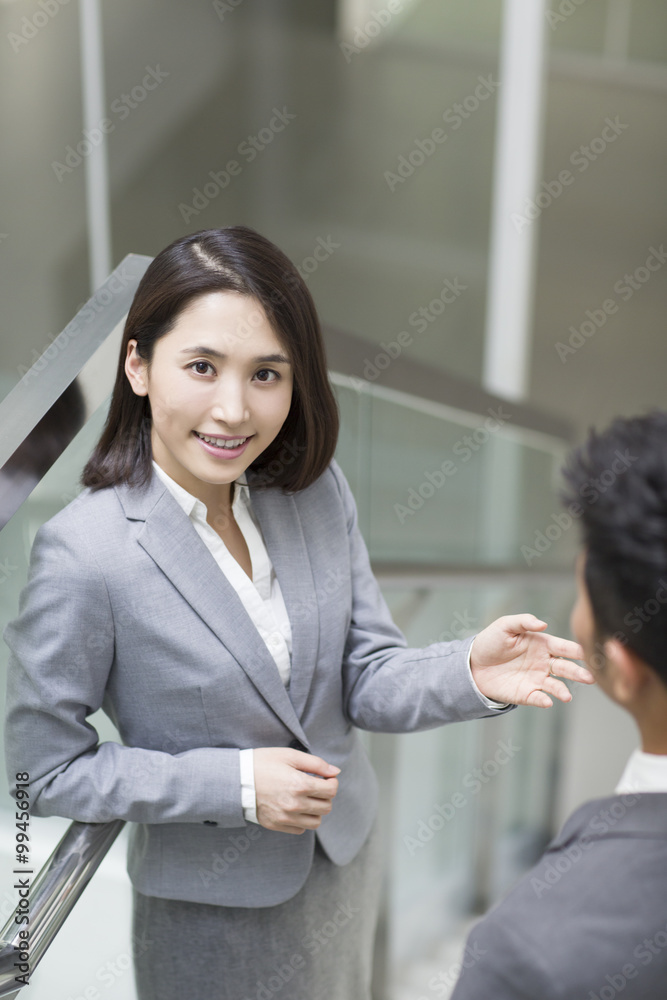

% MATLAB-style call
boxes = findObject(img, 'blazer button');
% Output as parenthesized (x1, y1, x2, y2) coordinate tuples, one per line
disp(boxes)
(203, 820, 218, 826)
(289, 739, 308, 753)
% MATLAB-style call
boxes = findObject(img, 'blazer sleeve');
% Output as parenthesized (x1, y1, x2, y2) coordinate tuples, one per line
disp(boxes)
(3, 516, 246, 828)
(328, 459, 513, 732)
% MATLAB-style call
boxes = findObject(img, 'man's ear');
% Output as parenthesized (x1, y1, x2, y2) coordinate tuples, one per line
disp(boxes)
(603, 638, 650, 704)
(125, 339, 149, 397)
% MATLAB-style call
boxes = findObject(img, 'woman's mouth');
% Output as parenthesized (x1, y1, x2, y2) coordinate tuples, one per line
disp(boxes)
(193, 431, 253, 458)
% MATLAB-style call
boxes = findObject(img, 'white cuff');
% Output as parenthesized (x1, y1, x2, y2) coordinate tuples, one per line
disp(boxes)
(239, 748, 259, 824)
(467, 637, 511, 710)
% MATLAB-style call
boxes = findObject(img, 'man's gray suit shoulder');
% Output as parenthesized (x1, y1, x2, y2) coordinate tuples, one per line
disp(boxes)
(451, 793, 667, 998)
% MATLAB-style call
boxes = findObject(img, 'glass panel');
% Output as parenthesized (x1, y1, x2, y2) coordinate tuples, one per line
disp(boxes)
(547, 2, 609, 55)
(629, 0, 667, 63)
(0, 399, 131, 1000)
(379, 573, 575, 985)
(396, 0, 503, 46)
(0, 1, 89, 405)
(105, 0, 503, 390)
(332, 377, 573, 569)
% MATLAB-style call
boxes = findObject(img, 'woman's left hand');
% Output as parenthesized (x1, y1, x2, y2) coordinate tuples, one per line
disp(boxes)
(469, 614, 594, 707)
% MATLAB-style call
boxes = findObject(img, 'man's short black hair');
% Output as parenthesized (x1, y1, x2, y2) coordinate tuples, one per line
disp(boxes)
(561, 410, 667, 685)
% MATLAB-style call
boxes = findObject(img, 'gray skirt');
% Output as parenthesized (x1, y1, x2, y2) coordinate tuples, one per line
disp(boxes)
(131, 820, 384, 1000)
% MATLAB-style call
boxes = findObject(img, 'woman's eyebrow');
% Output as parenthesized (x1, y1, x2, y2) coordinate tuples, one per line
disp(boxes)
(179, 346, 291, 364)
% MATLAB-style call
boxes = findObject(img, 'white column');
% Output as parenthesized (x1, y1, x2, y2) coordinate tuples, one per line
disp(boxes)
(482, 0, 549, 402)
(79, 0, 112, 293)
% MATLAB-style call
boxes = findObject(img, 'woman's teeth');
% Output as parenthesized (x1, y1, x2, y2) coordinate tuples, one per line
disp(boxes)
(197, 433, 249, 449)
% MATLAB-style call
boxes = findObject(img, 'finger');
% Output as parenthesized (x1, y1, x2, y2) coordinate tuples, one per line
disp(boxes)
(544, 635, 585, 660)
(549, 657, 595, 684)
(293, 811, 326, 829)
(258, 814, 306, 835)
(524, 688, 554, 708)
(304, 776, 338, 800)
(541, 675, 573, 703)
(504, 614, 548, 633)
(302, 796, 334, 816)
(291, 752, 340, 778)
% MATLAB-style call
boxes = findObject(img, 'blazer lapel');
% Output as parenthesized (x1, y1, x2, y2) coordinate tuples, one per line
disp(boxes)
(246, 473, 320, 719)
(116, 473, 309, 744)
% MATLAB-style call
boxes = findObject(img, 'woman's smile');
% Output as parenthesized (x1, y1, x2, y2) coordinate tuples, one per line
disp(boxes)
(192, 430, 255, 459)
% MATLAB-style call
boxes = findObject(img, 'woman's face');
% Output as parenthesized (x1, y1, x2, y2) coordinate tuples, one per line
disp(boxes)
(125, 291, 294, 507)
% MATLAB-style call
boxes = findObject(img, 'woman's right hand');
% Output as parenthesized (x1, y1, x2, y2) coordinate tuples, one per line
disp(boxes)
(253, 748, 340, 834)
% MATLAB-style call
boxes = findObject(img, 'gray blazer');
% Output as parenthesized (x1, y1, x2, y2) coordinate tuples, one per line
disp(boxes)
(4, 458, 506, 907)
(450, 792, 667, 999)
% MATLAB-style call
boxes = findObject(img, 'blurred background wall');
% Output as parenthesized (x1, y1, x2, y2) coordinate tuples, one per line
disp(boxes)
(0, 1, 666, 997)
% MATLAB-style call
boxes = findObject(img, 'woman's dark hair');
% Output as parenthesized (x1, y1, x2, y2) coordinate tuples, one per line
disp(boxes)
(560, 410, 667, 684)
(81, 226, 339, 494)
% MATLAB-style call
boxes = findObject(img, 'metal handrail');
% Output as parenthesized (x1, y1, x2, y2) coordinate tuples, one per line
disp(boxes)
(0, 821, 125, 997)
(0, 254, 152, 529)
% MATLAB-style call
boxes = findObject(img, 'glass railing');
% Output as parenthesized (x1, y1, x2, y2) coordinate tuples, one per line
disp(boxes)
(0, 257, 576, 998)
(334, 373, 577, 571)
(374, 570, 573, 978)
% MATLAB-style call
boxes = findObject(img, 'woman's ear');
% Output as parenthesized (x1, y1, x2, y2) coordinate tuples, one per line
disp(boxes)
(125, 339, 149, 397)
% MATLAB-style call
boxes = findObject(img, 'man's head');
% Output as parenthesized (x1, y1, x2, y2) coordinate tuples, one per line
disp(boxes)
(562, 412, 667, 746)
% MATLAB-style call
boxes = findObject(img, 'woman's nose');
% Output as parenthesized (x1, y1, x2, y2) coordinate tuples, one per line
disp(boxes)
(210, 381, 250, 426)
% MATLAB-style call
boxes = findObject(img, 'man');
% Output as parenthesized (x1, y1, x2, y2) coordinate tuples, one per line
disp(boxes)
(451, 412, 667, 1000)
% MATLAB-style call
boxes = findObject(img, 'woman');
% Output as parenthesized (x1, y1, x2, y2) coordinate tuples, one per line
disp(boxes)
(4, 226, 591, 999)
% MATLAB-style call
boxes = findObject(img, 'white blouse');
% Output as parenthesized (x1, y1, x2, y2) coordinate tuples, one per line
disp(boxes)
(151, 460, 292, 823)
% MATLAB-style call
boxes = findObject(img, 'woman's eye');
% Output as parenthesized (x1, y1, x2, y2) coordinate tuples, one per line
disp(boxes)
(255, 369, 279, 383)
(191, 361, 214, 376)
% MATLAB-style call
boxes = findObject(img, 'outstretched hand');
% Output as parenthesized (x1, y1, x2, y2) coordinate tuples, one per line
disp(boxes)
(470, 614, 594, 708)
